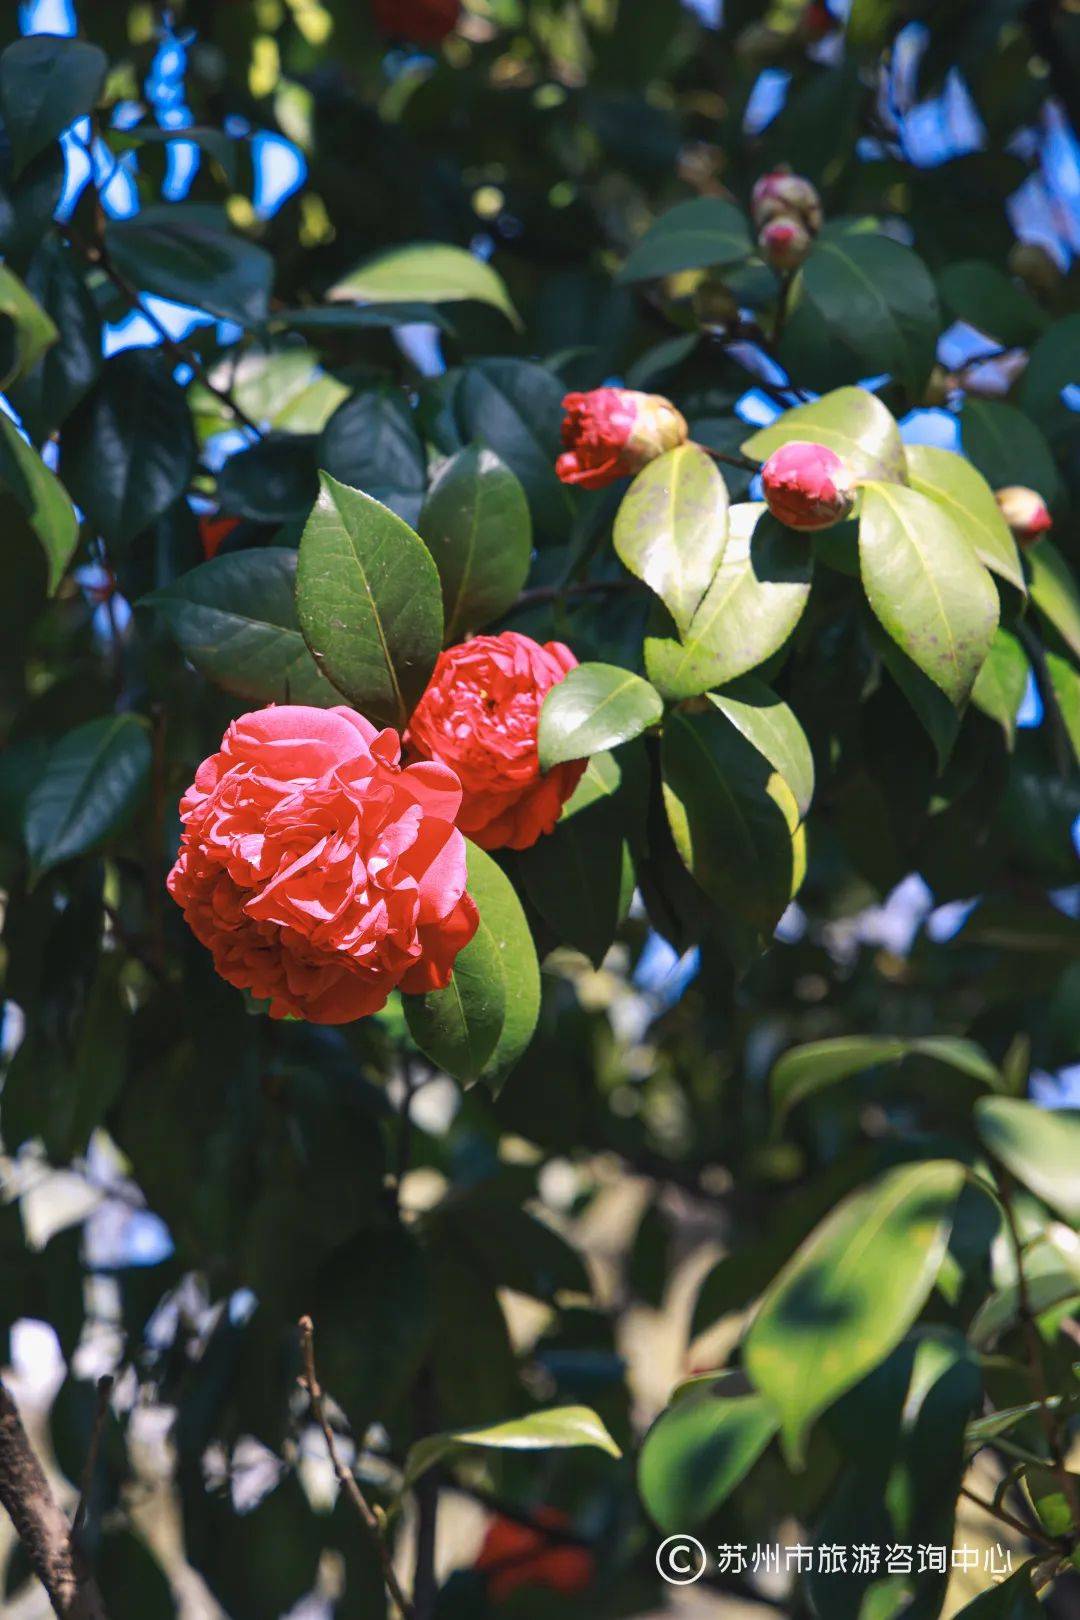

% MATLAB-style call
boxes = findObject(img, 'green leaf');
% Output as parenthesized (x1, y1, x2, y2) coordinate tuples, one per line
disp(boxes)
(661, 704, 803, 935)
(106, 205, 275, 328)
(976, 1097, 1080, 1224)
(970, 1271, 1080, 1350)
(638, 1379, 778, 1532)
(708, 676, 814, 821)
(327, 241, 520, 328)
(1027, 540, 1080, 661)
(1045, 651, 1080, 767)
(0, 144, 64, 265)
(905, 443, 1024, 593)
(771, 1036, 1000, 1124)
(419, 445, 531, 641)
(1024, 1464, 1080, 1541)
(876, 631, 961, 773)
(402, 1405, 621, 1496)
(0, 261, 56, 390)
(744, 1160, 966, 1463)
(971, 629, 1030, 749)
(405, 842, 540, 1093)
(939, 260, 1048, 349)
(1019, 314, 1080, 444)
(538, 663, 662, 769)
(617, 198, 751, 282)
(60, 349, 196, 550)
(216, 433, 318, 523)
(948, 1564, 1043, 1618)
(645, 505, 813, 700)
(6, 237, 101, 442)
(0, 36, 107, 178)
(742, 386, 906, 484)
(612, 444, 729, 634)
(791, 230, 941, 396)
(858, 481, 999, 706)
(147, 548, 341, 707)
(452, 358, 568, 536)
(25, 715, 151, 881)
(318, 386, 428, 528)
(961, 398, 1063, 510)
(0, 411, 79, 594)
(295, 472, 443, 728)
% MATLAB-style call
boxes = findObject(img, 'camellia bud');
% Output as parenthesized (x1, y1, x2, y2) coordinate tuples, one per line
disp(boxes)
(995, 485, 1052, 548)
(556, 388, 689, 490)
(758, 215, 812, 272)
(751, 170, 823, 234)
(761, 441, 856, 531)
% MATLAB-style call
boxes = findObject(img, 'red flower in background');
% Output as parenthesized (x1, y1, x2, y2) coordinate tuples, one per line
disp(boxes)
(198, 514, 241, 561)
(167, 705, 477, 1023)
(476, 1511, 595, 1604)
(371, 0, 461, 45)
(406, 632, 585, 851)
(556, 387, 688, 490)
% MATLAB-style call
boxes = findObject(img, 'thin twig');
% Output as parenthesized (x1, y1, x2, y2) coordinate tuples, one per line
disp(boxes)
(958, 1483, 1057, 1549)
(694, 441, 761, 475)
(71, 1377, 114, 1551)
(513, 577, 644, 610)
(55, 220, 264, 437)
(297, 1317, 415, 1620)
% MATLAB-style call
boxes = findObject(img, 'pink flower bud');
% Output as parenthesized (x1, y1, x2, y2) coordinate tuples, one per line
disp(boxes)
(752, 171, 823, 234)
(556, 388, 689, 490)
(995, 485, 1052, 547)
(761, 441, 856, 531)
(758, 215, 812, 272)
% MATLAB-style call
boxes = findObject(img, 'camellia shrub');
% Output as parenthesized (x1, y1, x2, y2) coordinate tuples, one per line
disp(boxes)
(0, 2, 1078, 1618)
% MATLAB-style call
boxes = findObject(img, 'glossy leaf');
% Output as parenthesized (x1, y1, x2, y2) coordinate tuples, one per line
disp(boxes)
(638, 1380, 778, 1532)
(0, 36, 107, 177)
(612, 443, 729, 634)
(742, 386, 907, 483)
(7, 236, 100, 442)
(419, 445, 531, 641)
(216, 434, 318, 523)
(971, 629, 1030, 748)
(452, 358, 568, 535)
(771, 1035, 1000, 1123)
(708, 676, 814, 821)
(1027, 540, 1080, 661)
(402, 1405, 621, 1495)
(1045, 651, 1080, 767)
(949, 1564, 1043, 1618)
(745, 1160, 966, 1461)
(961, 398, 1062, 509)
(147, 549, 340, 707)
(295, 473, 443, 728)
(975, 1096, 1080, 1224)
(538, 663, 662, 769)
(905, 443, 1023, 592)
(25, 715, 151, 881)
(876, 631, 961, 773)
(0, 261, 56, 389)
(405, 842, 540, 1093)
(60, 349, 196, 550)
(328, 241, 520, 327)
(617, 197, 751, 281)
(645, 505, 813, 700)
(939, 260, 1048, 348)
(858, 481, 999, 705)
(318, 386, 427, 528)
(0, 411, 78, 594)
(106, 205, 275, 328)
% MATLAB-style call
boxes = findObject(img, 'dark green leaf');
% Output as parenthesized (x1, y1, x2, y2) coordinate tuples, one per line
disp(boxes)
(948, 1565, 1043, 1618)
(106, 204, 275, 328)
(0, 410, 78, 593)
(771, 1035, 1000, 1124)
(419, 444, 531, 641)
(612, 443, 728, 633)
(147, 548, 341, 706)
(971, 629, 1030, 748)
(1027, 540, 1080, 661)
(60, 350, 196, 550)
(7, 237, 101, 441)
(708, 675, 814, 820)
(742, 386, 906, 483)
(216, 433, 319, 523)
(961, 398, 1063, 509)
(617, 198, 751, 282)
(745, 1161, 966, 1461)
(975, 1097, 1080, 1223)
(876, 632, 962, 772)
(25, 714, 151, 880)
(295, 472, 443, 726)
(858, 481, 999, 705)
(638, 1379, 777, 1532)
(452, 358, 568, 536)
(905, 443, 1023, 593)
(319, 386, 427, 528)
(1019, 314, 1080, 444)
(0, 36, 107, 177)
(538, 663, 663, 768)
(0, 143, 64, 265)
(939, 260, 1048, 349)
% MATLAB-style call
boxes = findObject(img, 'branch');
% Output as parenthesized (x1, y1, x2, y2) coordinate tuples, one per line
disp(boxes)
(513, 577, 643, 610)
(297, 1317, 415, 1620)
(71, 1377, 114, 1553)
(958, 1483, 1058, 1550)
(0, 1380, 108, 1619)
(695, 441, 761, 475)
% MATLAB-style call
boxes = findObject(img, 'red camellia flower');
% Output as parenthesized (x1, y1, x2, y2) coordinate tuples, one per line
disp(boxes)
(167, 705, 478, 1024)
(761, 440, 856, 531)
(556, 387, 689, 490)
(406, 632, 586, 851)
(370, 0, 460, 46)
(995, 485, 1052, 547)
(198, 514, 241, 562)
(475, 1511, 595, 1604)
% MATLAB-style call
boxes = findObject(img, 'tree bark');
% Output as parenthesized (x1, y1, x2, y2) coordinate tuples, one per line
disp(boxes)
(0, 1381, 108, 1620)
